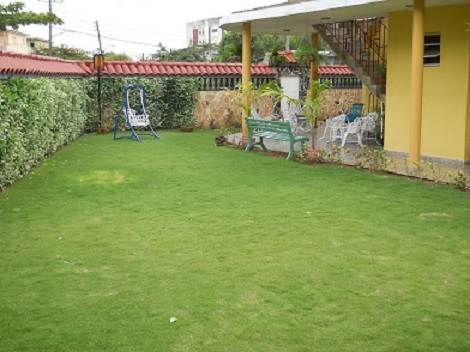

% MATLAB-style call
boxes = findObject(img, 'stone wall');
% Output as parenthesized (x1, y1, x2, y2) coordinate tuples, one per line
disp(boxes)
(194, 88, 362, 128)
(195, 91, 274, 129)
(319, 88, 363, 119)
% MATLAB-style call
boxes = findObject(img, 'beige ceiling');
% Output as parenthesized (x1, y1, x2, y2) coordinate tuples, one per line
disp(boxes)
(220, 0, 470, 36)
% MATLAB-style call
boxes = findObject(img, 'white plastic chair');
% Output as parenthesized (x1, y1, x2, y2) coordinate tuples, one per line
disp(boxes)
(360, 112, 380, 145)
(320, 114, 347, 143)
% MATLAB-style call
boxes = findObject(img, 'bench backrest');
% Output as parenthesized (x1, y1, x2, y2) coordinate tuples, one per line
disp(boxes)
(246, 117, 293, 135)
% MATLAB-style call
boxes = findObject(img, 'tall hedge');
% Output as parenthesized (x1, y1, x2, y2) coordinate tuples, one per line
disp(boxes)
(0, 78, 91, 191)
(87, 77, 199, 130)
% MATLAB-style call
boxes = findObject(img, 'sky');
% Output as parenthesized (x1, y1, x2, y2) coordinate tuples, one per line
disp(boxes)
(14, 0, 285, 59)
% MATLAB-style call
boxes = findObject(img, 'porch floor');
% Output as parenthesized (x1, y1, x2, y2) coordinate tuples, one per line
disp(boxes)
(247, 122, 470, 188)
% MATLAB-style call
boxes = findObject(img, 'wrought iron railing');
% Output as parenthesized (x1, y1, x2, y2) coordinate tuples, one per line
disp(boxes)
(320, 76, 362, 89)
(321, 18, 387, 84)
(197, 77, 275, 91)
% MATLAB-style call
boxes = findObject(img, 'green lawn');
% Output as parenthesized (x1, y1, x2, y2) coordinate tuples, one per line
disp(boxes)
(0, 130, 469, 351)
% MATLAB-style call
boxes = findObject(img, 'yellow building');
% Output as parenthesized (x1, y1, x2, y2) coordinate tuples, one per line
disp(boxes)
(0, 30, 29, 54)
(220, 0, 470, 165)
(26, 37, 49, 54)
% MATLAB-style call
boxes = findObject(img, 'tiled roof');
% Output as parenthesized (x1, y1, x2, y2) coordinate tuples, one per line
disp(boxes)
(0, 51, 355, 78)
(279, 50, 297, 64)
(77, 61, 277, 77)
(0, 51, 88, 76)
(279, 50, 354, 75)
(319, 65, 354, 75)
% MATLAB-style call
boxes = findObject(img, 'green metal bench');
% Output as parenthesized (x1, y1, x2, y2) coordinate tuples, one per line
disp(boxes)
(245, 117, 309, 160)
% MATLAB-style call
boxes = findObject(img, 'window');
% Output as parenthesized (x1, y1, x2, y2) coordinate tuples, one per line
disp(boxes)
(424, 33, 440, 66)
(211, 28, 218, 33)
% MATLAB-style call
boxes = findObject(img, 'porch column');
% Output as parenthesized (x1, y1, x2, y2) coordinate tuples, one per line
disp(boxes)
(409, 0, 425, 164)
(310, 32, 319, 95)
(242, 22, 252, 137)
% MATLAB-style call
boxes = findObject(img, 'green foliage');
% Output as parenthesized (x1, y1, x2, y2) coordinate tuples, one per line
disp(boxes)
(215, 32, 304, 63)
(447, 170, 468, 191)
(294, 37, 320, 67)
(0, 1, 63, 31)
(104, 52, 132, 61)
(0, 78, 91, 190)
(86, 77, 199, 130)
(153, 46, 207, 62)
(154, 78, 199, 128)
(36, 45, 91, 60)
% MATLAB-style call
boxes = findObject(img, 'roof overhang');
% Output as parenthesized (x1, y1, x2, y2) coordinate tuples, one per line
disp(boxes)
(220, 0, 470, 36)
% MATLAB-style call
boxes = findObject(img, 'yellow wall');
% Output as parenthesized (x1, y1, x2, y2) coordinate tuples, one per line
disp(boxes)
(385, 4, 470, 162)
(466, 50, 470, 161)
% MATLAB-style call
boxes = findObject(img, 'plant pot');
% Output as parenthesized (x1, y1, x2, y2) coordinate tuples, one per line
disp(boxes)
(180, 126, 194, 132)
(306, 146, 320, 164)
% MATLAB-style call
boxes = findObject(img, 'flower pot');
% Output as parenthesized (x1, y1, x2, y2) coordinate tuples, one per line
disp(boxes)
(180, 126, 194, 132)
(306, 146, 320, 164)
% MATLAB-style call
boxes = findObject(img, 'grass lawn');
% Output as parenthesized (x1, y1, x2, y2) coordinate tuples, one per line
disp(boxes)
(0, 130, 469, 351)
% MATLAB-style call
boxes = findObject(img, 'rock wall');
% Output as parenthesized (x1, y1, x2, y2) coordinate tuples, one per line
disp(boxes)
(194, 88, 363, 128)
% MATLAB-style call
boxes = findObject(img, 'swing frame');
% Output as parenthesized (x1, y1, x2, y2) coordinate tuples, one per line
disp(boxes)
(113, 84, 160, 142)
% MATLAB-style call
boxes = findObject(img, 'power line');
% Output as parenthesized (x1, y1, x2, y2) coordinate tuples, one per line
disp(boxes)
(60, 16, 186, 39)
(52, 27, 160, 48)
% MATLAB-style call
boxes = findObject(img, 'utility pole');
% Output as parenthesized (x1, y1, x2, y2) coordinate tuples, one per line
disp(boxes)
(38, 0, 63, 54)
(94, 21, 104, 126)
(95, 21, 103, 54)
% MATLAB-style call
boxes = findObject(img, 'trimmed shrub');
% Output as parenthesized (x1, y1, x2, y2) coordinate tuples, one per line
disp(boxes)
(0, 78, 91, 191)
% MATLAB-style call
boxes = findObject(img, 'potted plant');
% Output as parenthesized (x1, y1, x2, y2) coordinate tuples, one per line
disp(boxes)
(294, 38, 319, 67)
(178, 114, 197, 132)
(301, 80, 330, 160)
(268, 51, 287, 67)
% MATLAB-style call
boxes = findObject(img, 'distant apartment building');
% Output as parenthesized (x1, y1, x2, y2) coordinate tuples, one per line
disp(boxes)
(186, 17, 224, 47)
(0, 30, 29, 54)
(27, 37, 49, 54)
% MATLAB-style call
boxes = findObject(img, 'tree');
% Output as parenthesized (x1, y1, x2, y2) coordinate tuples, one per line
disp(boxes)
(152, 46, 207, 62)
(36, 45, 90, 60)
(215, 32, 305, 63)
(0, 2, 62, 31)
(105, 52, 132, 61)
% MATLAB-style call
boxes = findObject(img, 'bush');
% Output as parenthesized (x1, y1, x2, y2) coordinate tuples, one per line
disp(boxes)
(86, 77, 199, 130)
(0, 78, 91, 191)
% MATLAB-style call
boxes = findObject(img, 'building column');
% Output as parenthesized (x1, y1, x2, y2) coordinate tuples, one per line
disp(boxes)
(242, 22, 252, 137)
(310, 32, 319, 90)
(409, 0, 425, 164)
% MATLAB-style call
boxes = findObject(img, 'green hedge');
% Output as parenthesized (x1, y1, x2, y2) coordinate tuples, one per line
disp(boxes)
(87, 77, 199, 130)
(0, 76, 199, 191)
(0, 78, 92, 191)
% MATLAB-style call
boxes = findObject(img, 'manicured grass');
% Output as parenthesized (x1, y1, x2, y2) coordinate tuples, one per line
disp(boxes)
(0, 130, 469, 351)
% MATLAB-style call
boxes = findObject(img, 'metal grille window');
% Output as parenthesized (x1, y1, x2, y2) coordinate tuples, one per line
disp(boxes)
(424, 34, 440, 66)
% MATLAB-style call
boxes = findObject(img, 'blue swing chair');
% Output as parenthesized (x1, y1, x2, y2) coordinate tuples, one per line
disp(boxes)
(113, 84, 160, 141)
(346, 103, 364, 123)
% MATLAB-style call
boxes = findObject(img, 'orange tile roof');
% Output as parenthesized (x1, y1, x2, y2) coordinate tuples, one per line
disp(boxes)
(319, 65, 354, 75)
(77, 61, 277, 77)
(0, 51, 355, 78)
(279, 50, 354, 75)
(0, 51, 88, 76)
